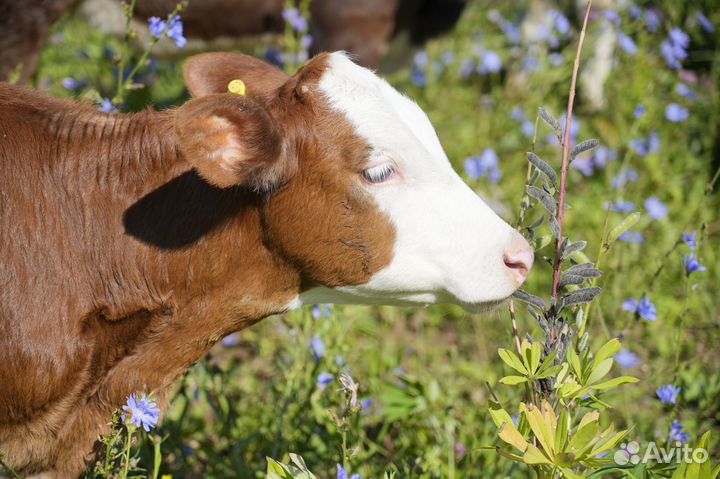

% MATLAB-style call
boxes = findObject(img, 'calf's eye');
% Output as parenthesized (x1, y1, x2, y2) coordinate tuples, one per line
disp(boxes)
(362, 163, 395, 184)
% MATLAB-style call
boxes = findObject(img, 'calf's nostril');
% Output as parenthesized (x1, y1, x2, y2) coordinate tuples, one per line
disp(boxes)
(503, 249, 533, 279)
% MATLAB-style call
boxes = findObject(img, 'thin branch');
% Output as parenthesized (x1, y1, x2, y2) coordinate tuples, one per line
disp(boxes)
(551, 0, 593, 301)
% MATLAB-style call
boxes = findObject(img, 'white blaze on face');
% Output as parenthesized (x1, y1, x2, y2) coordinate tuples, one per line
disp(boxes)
(302, 52, 533, 310)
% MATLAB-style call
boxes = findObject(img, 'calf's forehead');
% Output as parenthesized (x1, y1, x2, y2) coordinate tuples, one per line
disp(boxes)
(317, 53, 448, 168)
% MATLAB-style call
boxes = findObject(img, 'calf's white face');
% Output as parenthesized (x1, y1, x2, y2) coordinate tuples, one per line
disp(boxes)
(299, 53, 533, 310)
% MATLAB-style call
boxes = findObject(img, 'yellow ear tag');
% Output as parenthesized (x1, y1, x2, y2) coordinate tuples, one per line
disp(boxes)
(227, 79, 246, 96)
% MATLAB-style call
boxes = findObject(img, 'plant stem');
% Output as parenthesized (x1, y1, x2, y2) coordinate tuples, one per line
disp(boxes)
(551, 0, 593, 302)
(0, 455, 22, 479)
(120, 427, 134, 479)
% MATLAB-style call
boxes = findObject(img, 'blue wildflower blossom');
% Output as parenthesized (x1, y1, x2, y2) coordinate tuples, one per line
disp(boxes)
(337, 464, 361, 479)
(62, 77, 86, 92)
(166, 16, 186, 47)
(669, 420, 691, 443)
(311, 304, 332, 320)
(521, 121, 535, 138)
(148, 15, 186, 47)
(148, 16, 165, 38)
(510, 106, 525, 122)
(549, 10, 571, 35)
(317, 371, 333, 389)
(282, 7, 307, 32)
(573, 144, 616, 175)
(98, 98, 117, 113)
(612, 168, 639, 189)
(633, 104, 646, 119)
(665, 103, 689, 122)
(221, 333, 240, 347)
(618, 33, 638, 55)
(479, 51, 502, 74)
(685, 254, 707, 275)
(695, 11, 715, 33)
(645, 196, 668, 220)
(522, 54, 540, 72)
(615, 349, 639, 369)
(572, 157, 594, 176)
(645, 9, 662, 32)
(660, 28, 689, 69)
(604, 10, 621, 26)
(648, 131, 660, 154)
(682, 232, 697, 250)
(618, 231, 644, 244)
(608, 199, 636, 213)
(413, 51, 429, 68)
(464, 149, 502, 183)
(300, 34, 313, 50)
(629, 138, 649, 156)
(676, 83, 696, 101)
(623, 297, 657, 320)
(310, 336, 326, 361)
(121, 393, 160, 431)
(656, 384, 681, 404)
(360, 398, 375, 411)
(411, 67, 426, 87)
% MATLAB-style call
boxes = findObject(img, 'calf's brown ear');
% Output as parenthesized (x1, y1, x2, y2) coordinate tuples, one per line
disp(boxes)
(184, 52, 289, 97)
(175, 94, 288, 190)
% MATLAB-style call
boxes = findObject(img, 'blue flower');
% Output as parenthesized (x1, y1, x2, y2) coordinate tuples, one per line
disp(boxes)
(618, 231, 644, 244)
(660, 28, 689, 70)
(148, 15, 186, 47)
(633, 104, 646, 119)
(656, 384, 681, 404)
(464, 149, 502, 183)
(549, 10, 571, 35)
(629, 138, 649, 156)
(166, 16, 186, 48)
(501, 23, 521, 45)
(695, 11, 715, 33)
(572, 158, 594, 176)
(612, 168, 639, 189)
(645, 9, 662, 32)
(521, 121, 535, 138)
(573, 144, 616, 175)
(623, 297, 657, 320)
(98, 98, 117, 113)
(310, 336, 326, 361)
(317, 371, 333, 389)
(522, 54, 540, 72)
(62, 77, 86, 92)
(121, 393, 160, 431)
(604, 10, 621, 26)
(360, 398, 375, 411)
(311, 304, 332, 320)
(648, 131, 660, 154)
(148, 16, 165, 38)
(685, 254, 707, 275)
(264, 48, 285, 68)
(682, 232, 697, 250)
(221, 333, 240, 347)
(644, 196, 668, 220)
(282, 7, 307, 32)
(337, 464, 361, 479)
(510, 106, 525, 122)
(665, 103, 689, 122)
(300, 34, 313, 50)
(549, 53, 564, 67)
(618, 33, 637, 55)
(608, 199, 636, 213)
(615, 349, 639, 369)
(479, 51, 502, 74)
(413, 51, 429, 68)
(676, 83, 696, 101)
(669, 420, 691, 443)
(411, 67, 426, 87)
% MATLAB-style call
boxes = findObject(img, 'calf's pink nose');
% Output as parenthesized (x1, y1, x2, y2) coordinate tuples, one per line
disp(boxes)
(503, 235, 534, 283)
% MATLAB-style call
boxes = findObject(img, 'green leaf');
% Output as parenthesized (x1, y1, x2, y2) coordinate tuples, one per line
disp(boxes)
(539, 107, 561, 132)
(500, 375, 529, 385)
(498, 348, 528, 375)
(527, 152, 558, 187)
(587, 358, 613, 386)
(592, 376, 639, 390)
(266, 457, 293, 479)
(566, 349, 583, 380)
(527, 185, 557, 217)
(489, 404, 514, 428)
(562, 241, 587, 260)
(608, 212, 641, 244)
(571, 139, 600, 158)
(563, 287, 602, 306)
(594, 339, 622, 364)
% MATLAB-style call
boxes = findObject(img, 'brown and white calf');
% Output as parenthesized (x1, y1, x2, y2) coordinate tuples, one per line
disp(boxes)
(0, 52, 532, 477)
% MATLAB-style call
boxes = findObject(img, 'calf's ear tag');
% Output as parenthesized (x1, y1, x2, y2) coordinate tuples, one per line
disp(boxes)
(227, 79, 246, 96)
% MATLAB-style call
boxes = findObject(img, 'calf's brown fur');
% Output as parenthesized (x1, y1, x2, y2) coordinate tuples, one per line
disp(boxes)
(0, 52, 394, 477)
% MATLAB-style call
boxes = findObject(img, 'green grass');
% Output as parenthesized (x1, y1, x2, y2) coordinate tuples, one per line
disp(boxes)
(16, 1, 720, 478)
